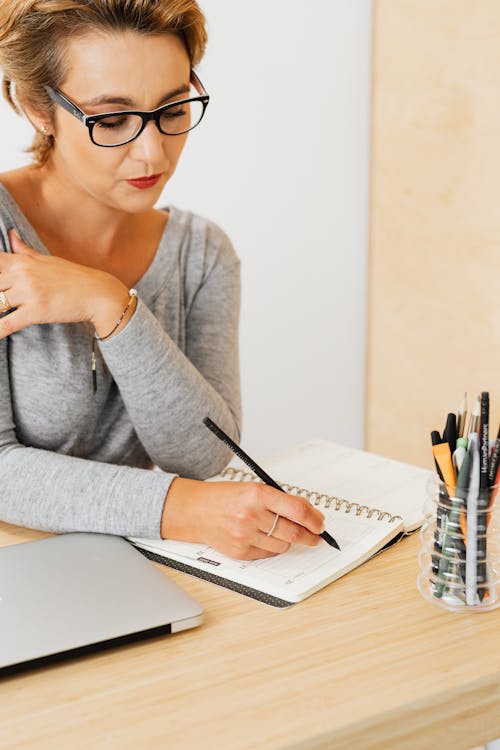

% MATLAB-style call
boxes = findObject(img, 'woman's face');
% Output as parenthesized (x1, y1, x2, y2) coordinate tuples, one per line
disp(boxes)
(47, 29, 192, 212)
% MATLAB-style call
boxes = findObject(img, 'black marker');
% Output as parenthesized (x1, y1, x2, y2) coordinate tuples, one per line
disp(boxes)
(477, 392, 490, 602)
(442, 412, 457, 455)
(203, 416, 341, 550)
(431, 430, 445, 481)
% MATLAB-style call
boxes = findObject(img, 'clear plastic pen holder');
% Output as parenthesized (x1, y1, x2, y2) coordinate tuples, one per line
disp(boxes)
(417, 475, 500, 612)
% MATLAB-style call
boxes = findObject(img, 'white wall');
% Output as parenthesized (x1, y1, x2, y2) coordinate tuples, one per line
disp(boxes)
(0, 0, 372, 459)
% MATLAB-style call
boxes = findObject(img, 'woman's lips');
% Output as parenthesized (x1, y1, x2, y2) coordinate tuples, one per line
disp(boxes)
(126, 173, 163, 189)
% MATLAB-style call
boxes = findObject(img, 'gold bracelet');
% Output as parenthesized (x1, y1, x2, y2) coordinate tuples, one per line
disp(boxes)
(91, 288, 137, 393)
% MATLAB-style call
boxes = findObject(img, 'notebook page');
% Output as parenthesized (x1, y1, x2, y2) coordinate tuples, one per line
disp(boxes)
(128, 508, 401, 603)
(261, 441, 431, 532)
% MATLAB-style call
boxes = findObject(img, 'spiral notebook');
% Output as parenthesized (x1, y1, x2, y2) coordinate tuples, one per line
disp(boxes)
(128, 441, 431, 607)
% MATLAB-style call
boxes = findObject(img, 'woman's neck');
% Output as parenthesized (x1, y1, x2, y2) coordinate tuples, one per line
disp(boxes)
(0, 163, 168, 287)
(26, 163, 136, 259)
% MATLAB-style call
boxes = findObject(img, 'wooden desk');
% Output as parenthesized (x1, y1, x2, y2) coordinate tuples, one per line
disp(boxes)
(1, 521, 499, 750)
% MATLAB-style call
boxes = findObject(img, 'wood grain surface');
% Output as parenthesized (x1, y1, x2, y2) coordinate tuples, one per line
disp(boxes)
(1, 521, 499, 750)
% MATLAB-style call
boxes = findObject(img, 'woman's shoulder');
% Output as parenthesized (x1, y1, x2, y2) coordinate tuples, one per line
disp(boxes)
(0, 169, 35, 238)
(0, 170, 19, 212)
(0, 167, 33, 202)
(167, 205, 239, 270)
(0, 170, 52, 259)
(0, 172, 24, 252)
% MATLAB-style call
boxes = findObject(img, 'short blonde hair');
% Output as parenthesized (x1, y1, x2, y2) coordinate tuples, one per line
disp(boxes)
(0, 0, 207, 164)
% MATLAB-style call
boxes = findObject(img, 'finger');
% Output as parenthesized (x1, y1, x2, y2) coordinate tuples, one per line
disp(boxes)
(0, 276, 12, 293)
(260, 513, 321, 548)
(8, 229, 38, 256)
(0, 285, 20, 310)
(262, 488, 325, 534)
(0, 250, 15, 269)
(0, 267, 14, 291)
(0, 307, 30, 338)
(252, 528, 292, 555)
(241, 545, 281, 561)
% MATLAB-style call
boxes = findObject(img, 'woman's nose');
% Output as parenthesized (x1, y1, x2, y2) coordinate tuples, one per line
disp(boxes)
(128, 120, 166, 164)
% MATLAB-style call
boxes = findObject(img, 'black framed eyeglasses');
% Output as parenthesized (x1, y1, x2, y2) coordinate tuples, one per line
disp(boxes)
(45, 71, 209, 147)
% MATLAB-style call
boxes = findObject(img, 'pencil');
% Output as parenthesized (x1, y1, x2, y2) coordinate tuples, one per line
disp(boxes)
(203, 416, 341, 550)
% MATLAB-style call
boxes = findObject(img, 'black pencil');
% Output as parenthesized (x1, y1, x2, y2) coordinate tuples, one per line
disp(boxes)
(203, 416, 341, 550)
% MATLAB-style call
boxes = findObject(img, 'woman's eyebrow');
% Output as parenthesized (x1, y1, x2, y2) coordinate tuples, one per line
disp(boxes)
(81, 83, 191, 109)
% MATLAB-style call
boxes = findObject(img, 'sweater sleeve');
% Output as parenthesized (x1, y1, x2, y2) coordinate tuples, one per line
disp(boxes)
(0, 335, 174, 537)
(97, 227, 242, 479)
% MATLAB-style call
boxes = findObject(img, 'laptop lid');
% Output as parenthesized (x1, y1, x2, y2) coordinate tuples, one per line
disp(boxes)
(0, 532, 203, 673)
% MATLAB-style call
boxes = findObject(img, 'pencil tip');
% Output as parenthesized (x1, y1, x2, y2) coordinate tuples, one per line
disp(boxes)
(321, 530, 341, 550)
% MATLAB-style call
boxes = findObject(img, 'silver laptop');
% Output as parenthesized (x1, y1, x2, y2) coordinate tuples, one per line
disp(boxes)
(0, 533, 203, 673)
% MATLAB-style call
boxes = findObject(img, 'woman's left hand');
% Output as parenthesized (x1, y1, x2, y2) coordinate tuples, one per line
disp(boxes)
(0, 229, 130, 338)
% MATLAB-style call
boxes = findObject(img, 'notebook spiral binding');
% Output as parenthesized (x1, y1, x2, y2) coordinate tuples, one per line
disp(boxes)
(219, 467, 403, 524)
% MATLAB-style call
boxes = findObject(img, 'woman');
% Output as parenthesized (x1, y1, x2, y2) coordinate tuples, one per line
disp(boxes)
(0, 0, 324, 559)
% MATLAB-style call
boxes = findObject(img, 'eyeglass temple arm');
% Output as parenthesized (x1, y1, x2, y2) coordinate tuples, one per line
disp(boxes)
(190, 70, 208, 97)
(45, 86, 87, 123)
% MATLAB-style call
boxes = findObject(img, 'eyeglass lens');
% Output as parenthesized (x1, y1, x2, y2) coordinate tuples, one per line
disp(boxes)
(91, 99, 205, 146)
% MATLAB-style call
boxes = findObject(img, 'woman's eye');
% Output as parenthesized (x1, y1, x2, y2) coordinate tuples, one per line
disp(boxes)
(96, 116, 129, 130)
(163, 107, 186, 120)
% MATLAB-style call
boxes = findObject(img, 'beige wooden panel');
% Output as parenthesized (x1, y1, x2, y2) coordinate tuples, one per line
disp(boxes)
(366, 0, 500, 468)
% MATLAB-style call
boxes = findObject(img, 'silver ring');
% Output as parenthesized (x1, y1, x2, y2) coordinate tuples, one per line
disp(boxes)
(267, 513, 280, 537)
(0, 290, 10, 313)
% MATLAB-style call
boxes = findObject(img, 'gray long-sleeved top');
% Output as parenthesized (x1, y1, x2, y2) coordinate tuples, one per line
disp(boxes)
(0, 184, 241, 538)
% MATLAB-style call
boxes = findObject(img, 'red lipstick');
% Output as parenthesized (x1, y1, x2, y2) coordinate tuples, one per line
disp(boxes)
(126, 173, 162, 190)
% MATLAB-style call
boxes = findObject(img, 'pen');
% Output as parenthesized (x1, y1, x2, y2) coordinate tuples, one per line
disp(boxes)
(203, 416, 341, 550)
(487, 434, 500, 525)
(430, 431, 452, 502)
(467, 396, 481, 435)
(434, 440, 470, 598)
(443, 412, 457, 455)
(453, 436, 467, 474)
(432, 441, 456, 495)
(431, 430, 445, 481)
(430, 430, 447, 577)
(454, 449, 472, 584)
(457, 392, 467, 439)
(477, 392, 489, 601)
(436, 433, 475, 599)
(465, 433, 480, 606)
(488, 423, 500, 487)
(434, 473, 468, 599)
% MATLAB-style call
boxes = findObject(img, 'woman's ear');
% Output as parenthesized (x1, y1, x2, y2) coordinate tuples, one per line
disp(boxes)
(19, 100, 53, 137)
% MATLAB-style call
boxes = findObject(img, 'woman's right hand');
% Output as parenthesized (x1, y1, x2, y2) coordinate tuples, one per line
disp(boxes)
(161, 477, 326, 560)
(0, 230, 132, 340)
